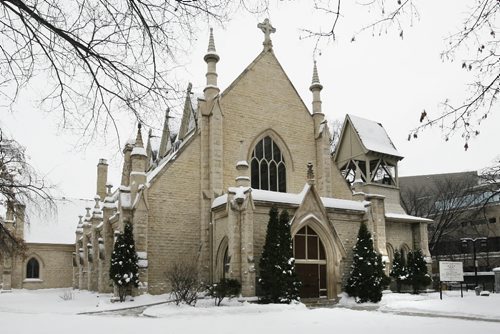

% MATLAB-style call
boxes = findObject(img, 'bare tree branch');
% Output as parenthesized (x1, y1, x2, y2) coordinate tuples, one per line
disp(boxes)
(0, 127, 55, 211)
(407, 0, 500, 149)
(0, 0, 269, 144)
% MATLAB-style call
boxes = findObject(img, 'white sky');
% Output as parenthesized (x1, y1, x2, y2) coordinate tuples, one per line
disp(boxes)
(1, 0, 499, 200)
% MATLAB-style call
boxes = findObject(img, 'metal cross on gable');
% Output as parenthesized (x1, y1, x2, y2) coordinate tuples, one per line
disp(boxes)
(257, 18, 276, 50)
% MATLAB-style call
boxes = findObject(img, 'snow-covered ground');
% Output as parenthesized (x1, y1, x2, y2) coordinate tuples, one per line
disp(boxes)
(0, 289, 499, 334)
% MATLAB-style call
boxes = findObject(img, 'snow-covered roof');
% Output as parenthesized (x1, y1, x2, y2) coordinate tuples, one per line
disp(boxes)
(131, 146, 147, 157)
(385, 212, 433, 223)
(212, 186, 367, 212)
(24, 197, 95, 244)
(348, 114, 402, 158)
(147, 130, 196, 184)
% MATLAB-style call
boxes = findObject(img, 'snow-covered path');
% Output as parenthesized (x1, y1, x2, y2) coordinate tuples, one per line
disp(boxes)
(1, 289, 499, 334)
(1, 305, 499, 334)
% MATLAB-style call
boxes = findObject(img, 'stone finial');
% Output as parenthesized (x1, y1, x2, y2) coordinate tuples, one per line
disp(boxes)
(106, 183, 113, 196)
(204, 28, 220, 63)
(312, 61, 320, 84)
(257, 19, 276, 51)
(354, 167, 364, 184)
(235, 140, 250, 187)
(204, 28, 220, 101)
(352, 167, 366, 193)
(159, 108, 172, 159)
(135, 123, 144, 148)
(310, 60, 323, 92)
(307, 162, 315, 185)
(146, 128, 153, 164)
(208, 28, 216, 52)
(85, 207, 91, 218)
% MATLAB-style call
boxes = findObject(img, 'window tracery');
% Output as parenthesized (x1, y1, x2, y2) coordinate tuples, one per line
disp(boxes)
(250, 136, 286, 192)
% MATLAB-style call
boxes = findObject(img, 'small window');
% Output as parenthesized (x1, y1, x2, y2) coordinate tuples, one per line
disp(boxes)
(26, 258, 40, 279)
(489, 218, 497, 224)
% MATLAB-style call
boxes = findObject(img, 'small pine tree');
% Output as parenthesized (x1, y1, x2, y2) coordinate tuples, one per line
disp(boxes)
(258, 207, 301, 303)
(109, 222, 139, 302)
(277, 210, 301, 303)
(406, 249, 431, 294)
(345, 222, 389, 303)
(258, 207, 280, 303)
(390, 249, 408, 293)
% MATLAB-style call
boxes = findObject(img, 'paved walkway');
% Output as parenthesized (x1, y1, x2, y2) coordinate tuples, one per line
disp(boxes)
(78, 300, 175, 316)
(334, 305, 500, 323)
(76, 297, 500, 323)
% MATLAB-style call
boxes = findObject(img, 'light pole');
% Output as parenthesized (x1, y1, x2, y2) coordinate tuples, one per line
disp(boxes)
(461, 237, 487, 288)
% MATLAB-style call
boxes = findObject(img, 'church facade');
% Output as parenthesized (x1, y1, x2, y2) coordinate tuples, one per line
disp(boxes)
(2, 20, 432, 299)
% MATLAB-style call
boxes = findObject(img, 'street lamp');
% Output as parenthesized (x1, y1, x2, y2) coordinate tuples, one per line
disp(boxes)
(461, 237, 487, 288)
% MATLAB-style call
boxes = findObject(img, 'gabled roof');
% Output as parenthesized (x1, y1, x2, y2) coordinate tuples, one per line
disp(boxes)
(347, 114, 402, 159)
(221, 49, 313, 119)
(177, 84, 200, 141)
(212, 184, 367, 212)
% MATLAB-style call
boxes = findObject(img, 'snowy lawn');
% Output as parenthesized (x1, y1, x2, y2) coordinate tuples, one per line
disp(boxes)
(0, 288, 170, 314)
(340, 290, 500, 321)
(1, 289, 499, 334)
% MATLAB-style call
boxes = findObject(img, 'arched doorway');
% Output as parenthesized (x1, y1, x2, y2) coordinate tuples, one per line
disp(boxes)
(215, 237, 229, 281)
(293, 226, 327, 298)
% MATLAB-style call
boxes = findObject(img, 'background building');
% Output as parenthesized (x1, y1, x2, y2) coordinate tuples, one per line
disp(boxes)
(400, 171, 500, 290)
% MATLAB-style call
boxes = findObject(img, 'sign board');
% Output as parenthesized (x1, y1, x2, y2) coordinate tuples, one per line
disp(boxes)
(439, 261, 464, 282)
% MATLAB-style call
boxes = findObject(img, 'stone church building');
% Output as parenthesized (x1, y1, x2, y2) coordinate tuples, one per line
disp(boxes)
(2, 20, 431, 299)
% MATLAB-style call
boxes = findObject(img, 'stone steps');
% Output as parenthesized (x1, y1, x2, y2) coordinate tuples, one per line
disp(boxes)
(301, 298, 339, 308)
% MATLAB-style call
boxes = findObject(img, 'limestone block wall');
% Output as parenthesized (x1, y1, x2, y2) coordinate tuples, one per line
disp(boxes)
(362, 184, 405, 214)
(132, 200, 149, 291)
(386, 221, 414, 252)
(329, 212, 363, 285)
(213, 214, 229, 250)
(146, 136, 202, 294)
(220, 52, 319, 195)
(10, 255, 23, 289)
(17, 243, 74, 289)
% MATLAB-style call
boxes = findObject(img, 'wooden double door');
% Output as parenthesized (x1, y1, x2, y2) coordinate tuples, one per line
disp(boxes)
(294, 226, 328, 298)
(296, 263, 327, 298)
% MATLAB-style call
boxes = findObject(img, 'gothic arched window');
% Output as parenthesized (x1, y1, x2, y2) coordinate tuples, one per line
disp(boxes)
(250, 136, 286, 192)
(26, 258, 40, 279)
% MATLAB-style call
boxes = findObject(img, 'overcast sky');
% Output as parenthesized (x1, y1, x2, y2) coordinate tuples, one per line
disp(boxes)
(2, 0, 498, 200)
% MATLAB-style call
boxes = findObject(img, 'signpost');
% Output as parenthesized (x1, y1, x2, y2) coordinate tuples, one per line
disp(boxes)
(439, 261, 464, 300)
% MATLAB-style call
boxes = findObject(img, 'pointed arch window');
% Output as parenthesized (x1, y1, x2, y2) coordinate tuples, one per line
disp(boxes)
(250, 136, 286, 192)
(26, 258, 40, 279)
